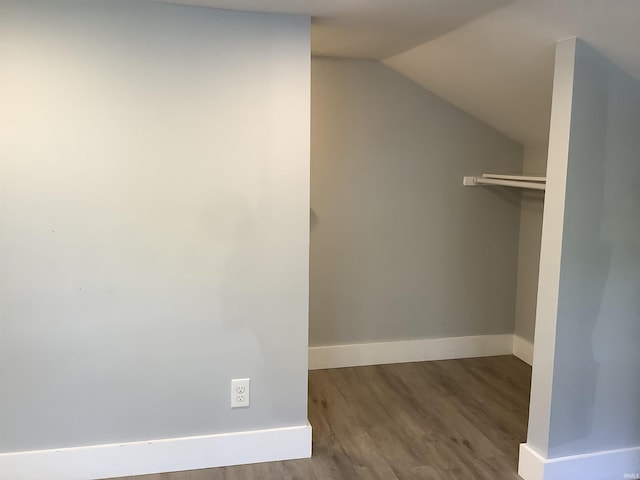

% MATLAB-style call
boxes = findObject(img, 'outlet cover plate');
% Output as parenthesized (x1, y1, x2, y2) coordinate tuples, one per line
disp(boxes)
(231, 378, 250, 408)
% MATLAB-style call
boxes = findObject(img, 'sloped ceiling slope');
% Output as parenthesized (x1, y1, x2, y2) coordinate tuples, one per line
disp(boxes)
(385, 0, 640, 147)
(160, 0, 513, 59)
(161, 0, 640, 148)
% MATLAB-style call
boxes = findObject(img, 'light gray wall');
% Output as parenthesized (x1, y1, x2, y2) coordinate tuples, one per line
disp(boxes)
(526, 39, 577, 458)
(310, 57, 523, 347)
(549, 39, 640, 458)
(0, 1, 310, 453)
(514, 145, 547, 343)
(527, 38, 640, 462)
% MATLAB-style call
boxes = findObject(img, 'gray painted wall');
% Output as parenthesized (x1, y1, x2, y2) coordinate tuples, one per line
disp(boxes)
(527, 38, 640, 461)
(310, 57, 523, 347)
(548, 39, 640, 458)
(0, 1, 310, 453)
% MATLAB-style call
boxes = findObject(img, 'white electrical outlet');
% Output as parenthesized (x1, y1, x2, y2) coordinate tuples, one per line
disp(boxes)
(231, 378, 250, 408)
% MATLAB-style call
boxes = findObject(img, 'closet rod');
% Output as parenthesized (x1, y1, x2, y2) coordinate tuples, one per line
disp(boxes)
(463, 175, 546, 191)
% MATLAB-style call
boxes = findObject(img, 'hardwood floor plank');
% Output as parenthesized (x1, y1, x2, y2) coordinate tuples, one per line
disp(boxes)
(111, 355, 531, 480)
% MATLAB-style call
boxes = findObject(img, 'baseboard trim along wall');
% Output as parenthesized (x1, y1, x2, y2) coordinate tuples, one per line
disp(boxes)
(518, 442, 640, 480)
(4, 333, 536, 480)
(0, 423, 312, 480)
(512, 334, 535, 365)
(308, 333, 533, 370)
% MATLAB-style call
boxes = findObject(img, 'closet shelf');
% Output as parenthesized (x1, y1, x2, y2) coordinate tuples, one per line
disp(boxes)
(463, 174, 546, 191)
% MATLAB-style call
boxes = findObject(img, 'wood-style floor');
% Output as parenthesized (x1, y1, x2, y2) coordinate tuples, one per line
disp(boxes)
(117, 356, 531, 480)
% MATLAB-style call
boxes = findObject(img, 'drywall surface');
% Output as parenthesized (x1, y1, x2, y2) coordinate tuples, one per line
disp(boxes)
(310, 57, 523, 347)
(526, 38, 577, 458)
(527, 38, 640, 461)
(514, 145, 547, 344)
(547, 39, 640, 458)
(0, 1, 310, 453)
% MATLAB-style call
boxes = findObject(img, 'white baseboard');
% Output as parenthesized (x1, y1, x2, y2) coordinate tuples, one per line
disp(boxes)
(309, 334, 514, 370)
(0, 423, 312, 480)
(513, 334, 534, 365)
(3, 331, 534, 480)
(518, 443, 547, 480)
(519, 442, 640, 480)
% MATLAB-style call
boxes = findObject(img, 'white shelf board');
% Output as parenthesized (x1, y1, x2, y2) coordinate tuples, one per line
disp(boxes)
(463, 173, 546, 191)
(481, 174, 546, 182)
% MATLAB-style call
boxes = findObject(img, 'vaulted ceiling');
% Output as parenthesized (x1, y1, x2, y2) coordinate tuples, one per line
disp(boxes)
(162, 0, 640, 148)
